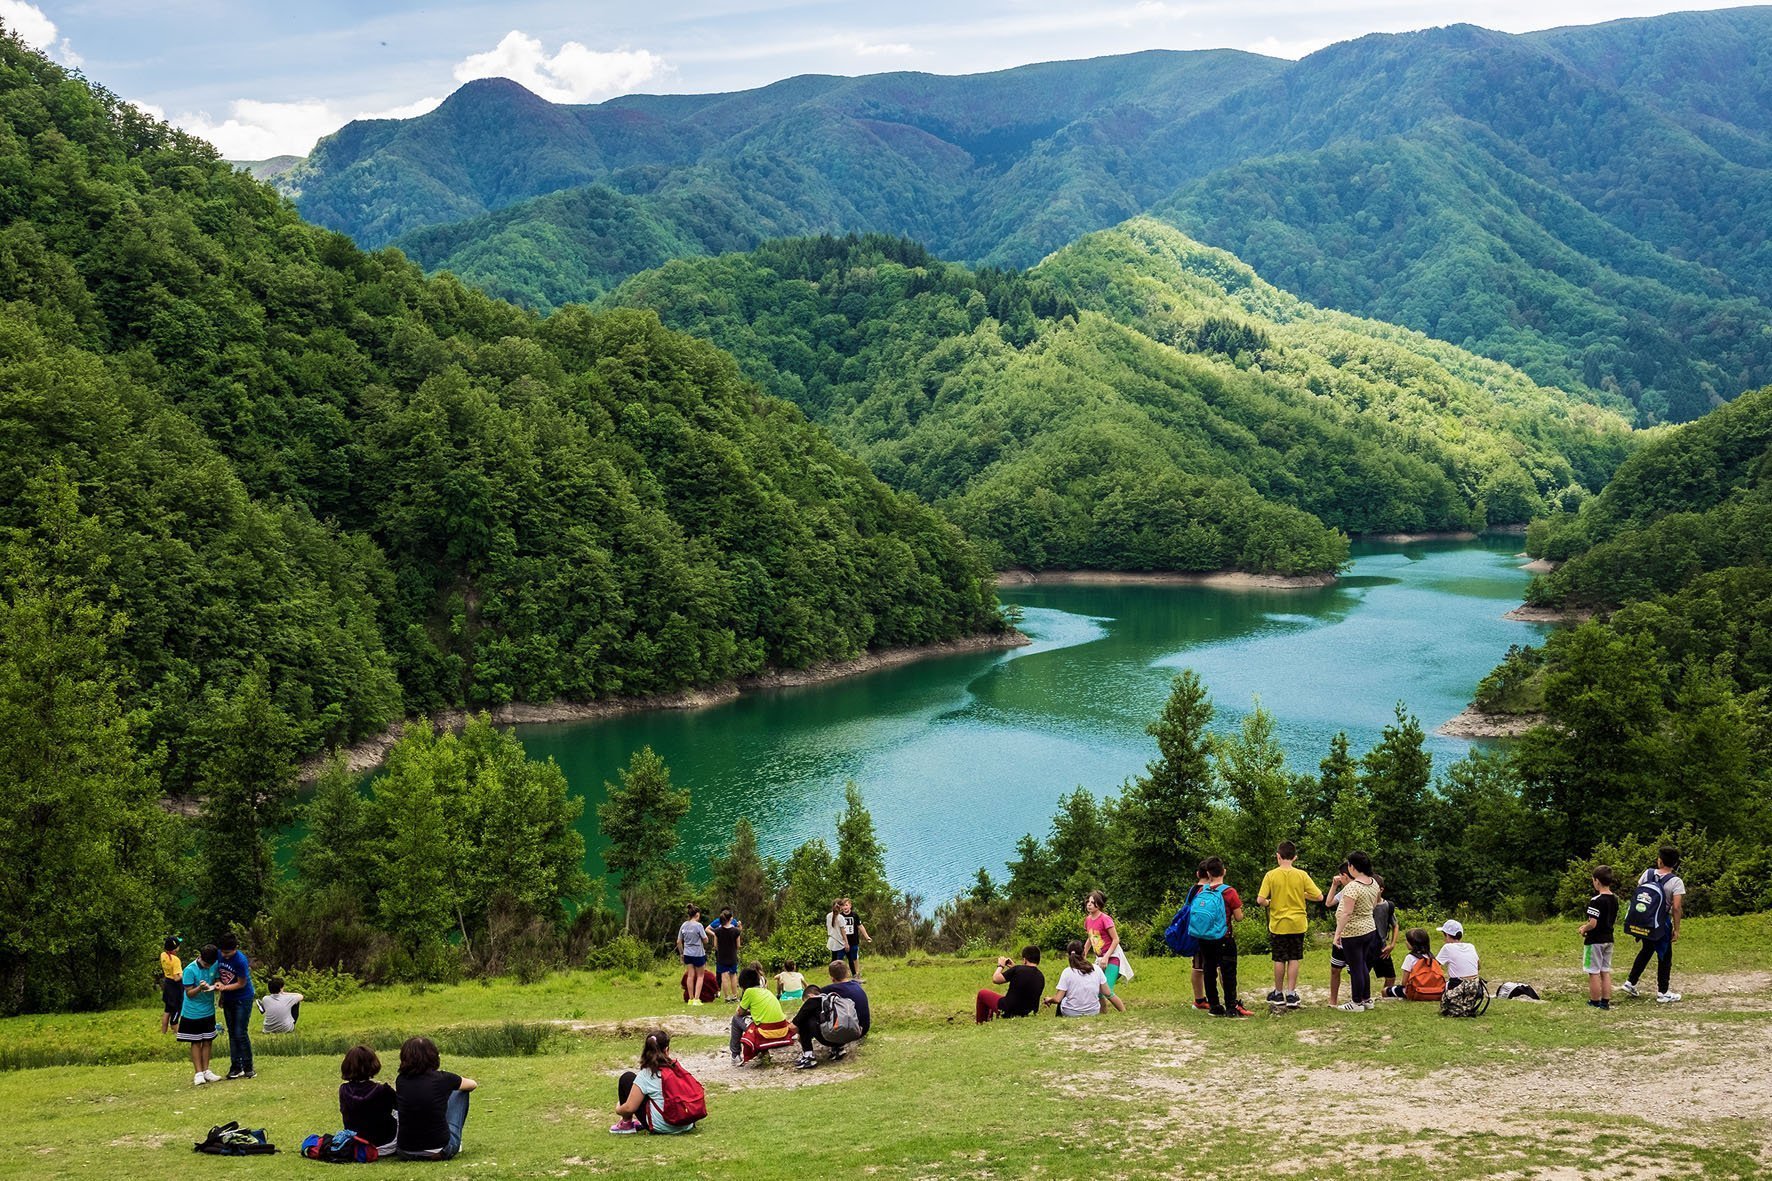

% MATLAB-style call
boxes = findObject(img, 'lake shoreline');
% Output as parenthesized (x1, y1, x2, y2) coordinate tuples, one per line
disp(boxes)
(1437, 706, 1548, 739)
(297, 630, 1030, 782)
(996, 568, 1336, 589)
(1503, 604, 1595, 623)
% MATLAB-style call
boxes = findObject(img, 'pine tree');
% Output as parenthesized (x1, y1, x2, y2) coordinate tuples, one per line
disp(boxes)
(1212, 704, 1306, 888)
(291, 754, 369, 901)
(1360, 704, 1437, 904)
(192, 664, 298, 934)
(368, 722, 462, 951)
(708, 818, 777, 936)
(1305, 732, 1377, 873)
(596, 746, 691, 933)
(831, 782, 891, 902)
(1111, 671, 1215, 915)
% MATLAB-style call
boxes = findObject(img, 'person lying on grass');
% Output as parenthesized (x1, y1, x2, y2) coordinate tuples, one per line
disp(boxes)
(611, 1031, 698, 1134)
(1044, 941, 1125, 1017)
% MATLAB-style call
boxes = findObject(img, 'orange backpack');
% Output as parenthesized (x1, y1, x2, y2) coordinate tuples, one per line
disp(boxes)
(1403, 955, 1445, 1001)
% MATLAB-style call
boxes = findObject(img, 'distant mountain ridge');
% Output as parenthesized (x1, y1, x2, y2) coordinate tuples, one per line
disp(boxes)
(279, 8, 1772, 422)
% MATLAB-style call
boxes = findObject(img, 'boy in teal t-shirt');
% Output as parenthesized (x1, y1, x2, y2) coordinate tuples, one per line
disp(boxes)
(177, 945, 221, 1086)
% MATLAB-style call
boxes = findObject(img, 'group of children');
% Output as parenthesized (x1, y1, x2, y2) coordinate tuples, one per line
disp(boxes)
(160, 933, 306, 1087)
(675, 898, 871, 1008)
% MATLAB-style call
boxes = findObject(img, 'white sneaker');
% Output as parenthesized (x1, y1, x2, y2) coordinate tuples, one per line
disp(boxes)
(1656, 992, 1682, 1003)
(194, 1072, 207, 1087)
(1337, 1001, 1366, 1012)
(203, 1069, 222, 1082)
(1619, 980, 1639, 998)
(1363, 1000, 1377, 1010)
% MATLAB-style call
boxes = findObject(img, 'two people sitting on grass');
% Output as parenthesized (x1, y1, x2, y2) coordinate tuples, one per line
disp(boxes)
(1045, 941, 1126, 1017)
(338, 1045, 399, 1154)
(612, 1031, 702, 1134)
(977, 945, 1045, 1022)
(793, 959, 870, 1069)
(730, 967, 797, 1065)
(394, 1036, 477, 1160)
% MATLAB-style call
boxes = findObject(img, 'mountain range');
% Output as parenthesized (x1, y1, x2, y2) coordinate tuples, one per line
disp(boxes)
(273, 7, 1772, 423)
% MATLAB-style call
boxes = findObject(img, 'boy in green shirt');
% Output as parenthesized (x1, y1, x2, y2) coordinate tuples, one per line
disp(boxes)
(1256, 841, 1324, 1009)
(730, 967, 793, 1065)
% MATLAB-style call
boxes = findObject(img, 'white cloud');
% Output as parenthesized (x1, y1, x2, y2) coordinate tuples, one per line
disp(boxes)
(1, 0, 81, 67)
(170, 94, 443, 160)
(853, 40, 915, 57)
(453, 30, 666, 103)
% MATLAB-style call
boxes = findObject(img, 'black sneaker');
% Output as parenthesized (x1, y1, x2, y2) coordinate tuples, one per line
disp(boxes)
(1285, 992, 1302, 1008)
(1265, 990, 1284, 1004)
(828, 1046, 848, 1062)
(795, 1054, 817, 1071)
(226, 1069, 246, 1080)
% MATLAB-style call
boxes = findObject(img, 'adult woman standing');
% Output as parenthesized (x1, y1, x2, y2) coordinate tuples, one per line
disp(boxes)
(1083, 890, 1133, 992)
(1331, 851, 1382, 1012)
(825, 898, 848, 968)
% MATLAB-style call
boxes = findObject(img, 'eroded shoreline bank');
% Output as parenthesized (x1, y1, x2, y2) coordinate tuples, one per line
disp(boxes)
(299, 630, 1030, 781)
(996, 568, 1336, 589)
(1436, 707, 1548, 739)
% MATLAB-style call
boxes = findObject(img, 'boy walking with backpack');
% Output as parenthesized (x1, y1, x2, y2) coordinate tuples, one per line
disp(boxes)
(1579, 865, 1618, 1010)
(1257, 841, 1322, 1009)
(1620, 846, 1684, 1003)
(1195, 857, 1250, 1018)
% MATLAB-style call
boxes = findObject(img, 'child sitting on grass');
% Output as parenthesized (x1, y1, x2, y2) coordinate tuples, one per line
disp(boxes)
(1382, 929, 1436, 999)
(338, 1045, 398, 1154)
(611, 1031, 699, 1134)
(730, 968, 795, 1066)
(775, 959, 805, 1001)
(256, 975, 304, 1033)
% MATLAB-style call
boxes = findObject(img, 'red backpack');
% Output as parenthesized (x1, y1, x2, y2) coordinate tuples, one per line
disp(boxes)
(1403, 956, 1446, 1002)
(658, 1060, 707, 1126)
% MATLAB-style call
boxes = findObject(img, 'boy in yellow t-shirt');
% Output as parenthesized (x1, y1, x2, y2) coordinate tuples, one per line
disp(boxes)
(159, 937, 183, 1035)
(1256, 842, 1323, 1009)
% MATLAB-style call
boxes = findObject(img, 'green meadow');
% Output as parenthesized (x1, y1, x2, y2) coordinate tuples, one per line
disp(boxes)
(8, 917, 1771, 1180)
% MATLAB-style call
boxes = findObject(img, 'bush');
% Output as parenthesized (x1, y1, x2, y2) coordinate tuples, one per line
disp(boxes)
(584, 934, 655, 973)
(1012, 909, 1086, 954)
(751, 921, 836, 973)
(1554, 829, 1723, 916)
(277, 965, 362, 1003)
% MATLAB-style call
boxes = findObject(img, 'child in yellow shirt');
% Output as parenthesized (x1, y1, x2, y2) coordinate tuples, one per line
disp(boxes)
(159, 937, 183, 1035)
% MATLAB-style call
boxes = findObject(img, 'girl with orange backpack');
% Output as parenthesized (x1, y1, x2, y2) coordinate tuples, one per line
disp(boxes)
(1383, 929, 1444, 1000)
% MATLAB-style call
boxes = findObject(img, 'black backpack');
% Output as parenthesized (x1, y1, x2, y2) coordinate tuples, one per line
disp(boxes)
(1623, 870, 1671, 940)
(194, 1121, 277, 1155)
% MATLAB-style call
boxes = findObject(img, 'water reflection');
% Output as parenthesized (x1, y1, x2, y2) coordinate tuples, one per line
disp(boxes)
(513, 535, 1548, 903)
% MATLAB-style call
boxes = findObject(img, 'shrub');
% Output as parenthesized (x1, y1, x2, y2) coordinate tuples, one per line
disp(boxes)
(278, 965, 362, 1003)
(584, 934, 655, 973)
(751, 920, 836, 973)
(1554, 829, 1722, 916)
(1012, 908, 1086, 954)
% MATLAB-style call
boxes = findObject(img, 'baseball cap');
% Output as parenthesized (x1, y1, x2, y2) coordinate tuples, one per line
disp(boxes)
(1438, 919, 1464, 938)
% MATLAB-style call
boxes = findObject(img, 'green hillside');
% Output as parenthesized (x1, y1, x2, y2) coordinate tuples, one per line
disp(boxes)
(604, 224, 1631, 571)
(279, 11, 1772, 420)
(0, 34, 1003, 804)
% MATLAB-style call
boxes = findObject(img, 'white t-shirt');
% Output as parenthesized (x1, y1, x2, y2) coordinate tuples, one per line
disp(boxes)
(827, 912, 847, 952)
(255, 991, 303, 1033)
(1400, 953, 1422, 975)
(1640, 868, 1686, 897)
(1056, 966, 1106, 1016)
(1436, 941, 1480, 980)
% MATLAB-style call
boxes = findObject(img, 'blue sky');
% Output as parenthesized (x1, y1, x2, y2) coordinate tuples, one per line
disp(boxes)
(2, 1, 1756, 157)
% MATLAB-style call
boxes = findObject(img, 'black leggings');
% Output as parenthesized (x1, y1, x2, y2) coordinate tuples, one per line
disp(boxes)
(1343, 930, 1377, 1004)
(1628, 936, 1673, 993)
(616, 1072, 652, 1129)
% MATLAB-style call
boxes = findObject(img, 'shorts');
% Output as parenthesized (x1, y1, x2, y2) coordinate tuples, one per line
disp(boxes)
(1329, 946, 1347, 970)
(1583, 942, 1613, 975)
(1375, 955, 1397, 979)
(716, 962, 738, 976)
(683, 955, 707, 968)
(176, 1013, 217, 1042)
(1270, 933, 1305, 962)
(161, 976, 184, 1016)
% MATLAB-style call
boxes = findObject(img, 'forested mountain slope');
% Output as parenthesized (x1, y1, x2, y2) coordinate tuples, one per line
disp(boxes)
(0, 35, 1002, 798)
(277, 10, 1772, 421)
(604, 224, 1631, 571)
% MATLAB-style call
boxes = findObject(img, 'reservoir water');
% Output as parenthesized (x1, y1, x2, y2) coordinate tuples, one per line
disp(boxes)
(514, 535, 1548, 904)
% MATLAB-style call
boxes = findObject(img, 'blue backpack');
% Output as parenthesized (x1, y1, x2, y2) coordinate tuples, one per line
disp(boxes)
(1191, 884, 1230, 941)
(1623, 870, 1672, 940)
(1163, 902, 1197, 956)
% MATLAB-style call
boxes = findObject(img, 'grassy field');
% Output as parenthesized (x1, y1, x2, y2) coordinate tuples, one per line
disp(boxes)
(7, 916, 1771, 1179)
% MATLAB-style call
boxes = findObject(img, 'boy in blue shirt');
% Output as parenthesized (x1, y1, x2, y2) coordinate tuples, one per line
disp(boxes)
(215, 933, 256, 1079)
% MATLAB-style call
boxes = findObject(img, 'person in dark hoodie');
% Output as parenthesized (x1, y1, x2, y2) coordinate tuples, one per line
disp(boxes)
(338, 1045, 399, 1153)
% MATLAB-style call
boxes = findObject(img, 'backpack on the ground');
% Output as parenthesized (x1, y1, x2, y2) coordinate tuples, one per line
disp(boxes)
(194, 1121, 277, 1155)
(1439, 976, 1490, 1018)
(1623, 871, 1671, 940)
(1495, 982, 1541, 1001)
(657, 1060, 707, 1126)
(1162, 902, 1197, 957)
(300, 1130, 378, 1163)
(680, 971, 719, 1003)
(820, 991, 865, 1046)
(1189, 884, 1229, 941)
(1403, 956, 1446, 1002)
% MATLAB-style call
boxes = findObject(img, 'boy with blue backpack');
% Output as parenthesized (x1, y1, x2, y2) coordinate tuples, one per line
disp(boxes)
(1620, 845, 1684, 1004)
(1195, 857, 1249, 1017)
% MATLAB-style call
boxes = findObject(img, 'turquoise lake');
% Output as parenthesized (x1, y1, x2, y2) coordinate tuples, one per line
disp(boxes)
(514, 535, 1548, 904)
